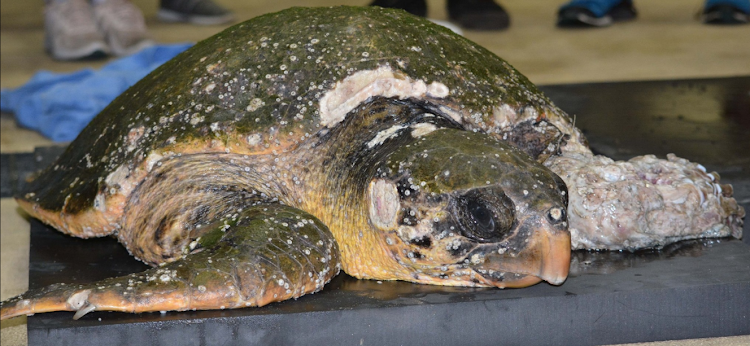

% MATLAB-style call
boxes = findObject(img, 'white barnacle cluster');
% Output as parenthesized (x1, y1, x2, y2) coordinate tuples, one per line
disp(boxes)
(318, 66, 450, 128)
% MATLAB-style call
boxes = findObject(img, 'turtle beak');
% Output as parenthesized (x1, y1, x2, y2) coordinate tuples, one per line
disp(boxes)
(533, 227, 571, 285)
(472, 224, 571, 288)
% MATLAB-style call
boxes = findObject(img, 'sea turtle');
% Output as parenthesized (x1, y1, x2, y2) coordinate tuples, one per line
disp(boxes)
(0, 6, 743, 320)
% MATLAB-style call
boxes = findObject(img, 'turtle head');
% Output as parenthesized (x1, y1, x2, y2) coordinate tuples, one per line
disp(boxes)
(366, 128, 570, 288)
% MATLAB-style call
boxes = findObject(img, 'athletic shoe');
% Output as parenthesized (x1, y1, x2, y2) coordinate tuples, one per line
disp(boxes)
(702, 0, 750, 24)
(557, 0, 637, 27)
(447, 0, 510, 31)
(158, 0, 234, 25)
(93, 0, 153, 56)
(44, 0, 108, 60)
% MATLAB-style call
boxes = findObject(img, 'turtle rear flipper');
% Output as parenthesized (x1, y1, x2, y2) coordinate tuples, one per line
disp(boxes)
(0, 204, 340, 320)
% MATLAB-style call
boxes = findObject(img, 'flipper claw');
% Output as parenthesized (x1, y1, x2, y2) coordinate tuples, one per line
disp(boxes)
(73, 303, 97, 320)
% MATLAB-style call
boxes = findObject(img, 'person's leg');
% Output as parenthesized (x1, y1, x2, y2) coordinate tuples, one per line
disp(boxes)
(446, 0, 510, 30)
(158, 0, 234, 25)
(45, 0, 108, 60)
(92, 0, 153, 56)
(557, 0, 637, 27)
(368, 0, 463, 34)
(370, 0, 511, 31)
(703, 0, 750, 24)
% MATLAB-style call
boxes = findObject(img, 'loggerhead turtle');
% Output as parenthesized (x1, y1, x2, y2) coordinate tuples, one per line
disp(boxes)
(0, 6, 743, 320)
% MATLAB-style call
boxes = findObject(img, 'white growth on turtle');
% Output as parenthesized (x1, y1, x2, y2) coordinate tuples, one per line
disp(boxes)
(246, 133, 262, 146)
(319, 66, 450, 128)
(367, 125, 405, 148)
(410, 122, 437, 138)
(427, 83, 449, 99)
(547, 152, 743, 250)
(145, 152, 164, 172)
(66, 290, 91, 310)
(548, 207, 564, 222)
(397, 222, 433, 245)
(246, 98, 264, 112)
(92, 191, 106, 212)
(492, 104, 518, 128)
(368, 179, 400, 229)
(125, 126, 145, 152)
(104, 165, 134, 195)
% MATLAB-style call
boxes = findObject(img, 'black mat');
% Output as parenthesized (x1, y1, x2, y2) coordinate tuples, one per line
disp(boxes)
(24, 219, 750, 346)
(0, 146, 67, 198)
(9, 76, 750, 345)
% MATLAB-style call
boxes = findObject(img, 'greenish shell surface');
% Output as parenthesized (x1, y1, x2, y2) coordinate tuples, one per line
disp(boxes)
(22, 6, 560, 215)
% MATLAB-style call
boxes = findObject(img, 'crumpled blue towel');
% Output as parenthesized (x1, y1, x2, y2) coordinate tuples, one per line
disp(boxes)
(0, 43, 193, 142)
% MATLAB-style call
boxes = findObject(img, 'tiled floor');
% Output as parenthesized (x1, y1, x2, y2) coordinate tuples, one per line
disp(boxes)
(1, 1, 749, 345)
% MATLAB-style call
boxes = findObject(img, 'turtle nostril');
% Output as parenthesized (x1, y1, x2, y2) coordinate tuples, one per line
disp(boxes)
(547, 207, 566, 224)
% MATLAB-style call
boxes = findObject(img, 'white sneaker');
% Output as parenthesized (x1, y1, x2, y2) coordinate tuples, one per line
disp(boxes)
(93, 0, 154, 56)
(45, 0, 108, 60)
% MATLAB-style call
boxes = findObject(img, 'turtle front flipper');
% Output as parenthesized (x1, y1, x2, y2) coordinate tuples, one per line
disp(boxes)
(0, 204, 340, 320)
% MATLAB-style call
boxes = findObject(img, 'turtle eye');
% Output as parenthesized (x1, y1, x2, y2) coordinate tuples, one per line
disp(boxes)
(454, 188, 515, 242)
(468, 199, 495, 232)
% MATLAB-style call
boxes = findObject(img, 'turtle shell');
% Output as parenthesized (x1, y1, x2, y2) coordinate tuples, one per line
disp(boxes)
(19, 6, 571, 237)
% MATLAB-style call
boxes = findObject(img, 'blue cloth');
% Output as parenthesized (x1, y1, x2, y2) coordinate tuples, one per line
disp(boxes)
(559, 0, 627, 17)
(705, 0, 750, 13)
(0, 43, 193, 142)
